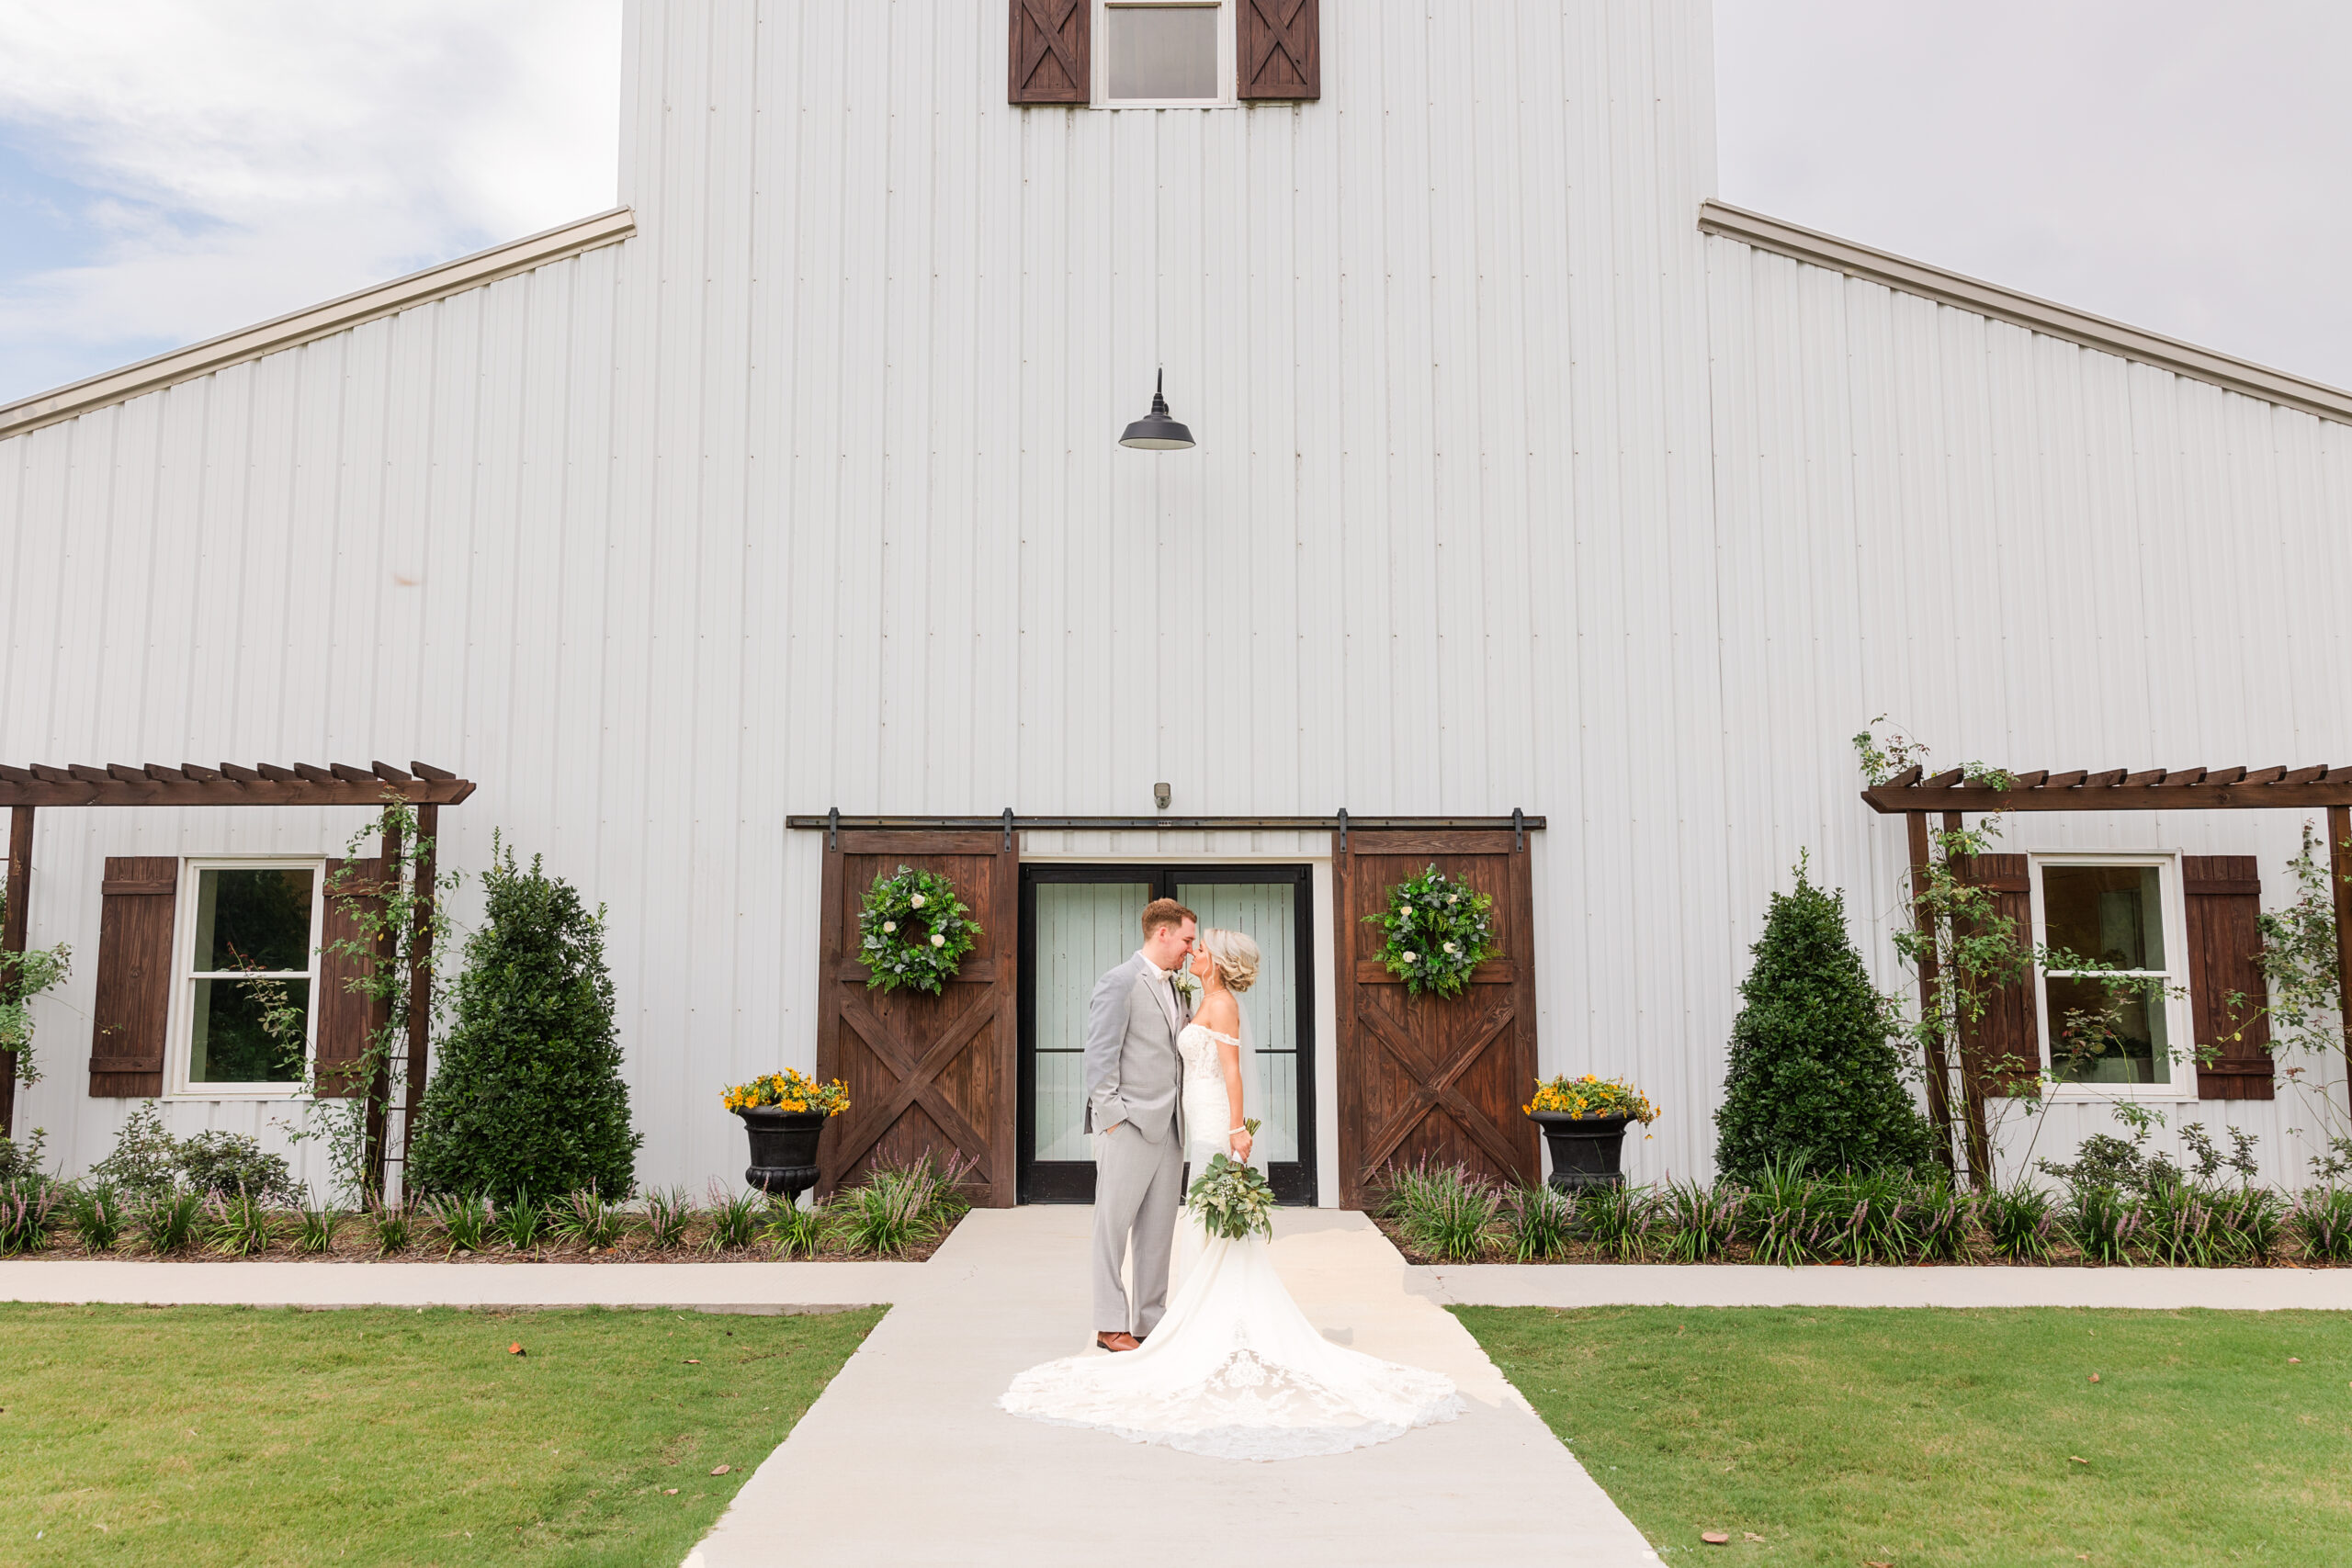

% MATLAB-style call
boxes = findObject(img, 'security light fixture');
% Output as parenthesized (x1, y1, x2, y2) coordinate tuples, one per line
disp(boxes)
(1119, 369, 1195, 449)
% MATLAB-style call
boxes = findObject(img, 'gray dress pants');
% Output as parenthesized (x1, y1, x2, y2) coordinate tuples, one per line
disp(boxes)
(1091, 1122, 1185, 1336)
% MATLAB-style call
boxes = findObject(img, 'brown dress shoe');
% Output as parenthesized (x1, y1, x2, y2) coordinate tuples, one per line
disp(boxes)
(1094, 1331, 1141, 1353)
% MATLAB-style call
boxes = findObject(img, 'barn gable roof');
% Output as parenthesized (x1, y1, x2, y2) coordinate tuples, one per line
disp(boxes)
(0, 207, 635, 441)
(1702, 199, 2352, 426)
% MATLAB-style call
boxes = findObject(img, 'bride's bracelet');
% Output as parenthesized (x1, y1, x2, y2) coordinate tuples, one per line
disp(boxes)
(1227, 1127, 1248, 1136)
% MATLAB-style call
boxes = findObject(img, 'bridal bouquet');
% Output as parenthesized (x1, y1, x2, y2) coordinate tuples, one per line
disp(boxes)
(1187, 1152, 1277, 1241)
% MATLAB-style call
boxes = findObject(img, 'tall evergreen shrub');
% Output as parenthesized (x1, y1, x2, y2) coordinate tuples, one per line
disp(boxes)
(406, 847, 641, 1199)
(1713, 865, 1940, 1184)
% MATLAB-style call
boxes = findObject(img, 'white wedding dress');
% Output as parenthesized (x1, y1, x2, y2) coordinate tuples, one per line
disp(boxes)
(1000, 1016, 1463, 1461)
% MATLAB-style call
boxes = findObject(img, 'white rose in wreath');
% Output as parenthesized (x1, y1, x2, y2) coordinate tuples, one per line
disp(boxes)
(1444, 942, 1459, 955)
(931, 933, 945, 948)
(883, 920, 897, 933)
(910, 894, 927, 908)
(1403, 951, 1419, 963)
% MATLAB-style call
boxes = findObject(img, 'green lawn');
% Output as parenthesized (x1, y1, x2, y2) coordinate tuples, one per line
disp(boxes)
(1, 1303, 883, 1566)
(1459, 1305, 2352, 1567)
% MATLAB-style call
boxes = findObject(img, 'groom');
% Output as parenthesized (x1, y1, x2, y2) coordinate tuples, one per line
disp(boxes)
(1082, 897, 1198, 1352)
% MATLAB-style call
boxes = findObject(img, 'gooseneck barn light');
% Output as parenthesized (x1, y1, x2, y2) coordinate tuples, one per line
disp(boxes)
(1118, 368, 1195, 450)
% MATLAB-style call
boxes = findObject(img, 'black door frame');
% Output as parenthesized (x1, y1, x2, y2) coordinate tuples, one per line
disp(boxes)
(1018, 863, 1318, 1205)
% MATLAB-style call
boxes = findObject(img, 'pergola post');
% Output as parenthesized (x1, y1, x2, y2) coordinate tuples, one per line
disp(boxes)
(399, 804, 438, 1182)
(1945, 810, 1998, 1186)
(1905, 810, 1959, 1177)
(1, 805, 31, 1139)
(365, 813, 403, 1200)
(2331, 805, 2352, 1122)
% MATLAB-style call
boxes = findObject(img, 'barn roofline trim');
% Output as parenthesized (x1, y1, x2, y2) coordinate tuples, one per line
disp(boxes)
(1700, 198, 2352, 426)
(0, 207, 637, 441)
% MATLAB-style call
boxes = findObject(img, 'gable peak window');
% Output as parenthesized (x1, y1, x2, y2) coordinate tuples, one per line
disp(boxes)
(1099, 1, 1235, 107)
(1011, 1, 1319, 107)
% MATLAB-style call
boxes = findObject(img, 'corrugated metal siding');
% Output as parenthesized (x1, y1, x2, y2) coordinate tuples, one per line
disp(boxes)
(1702, 233, 2352, 1188)
(4, 0, 2342, 1193)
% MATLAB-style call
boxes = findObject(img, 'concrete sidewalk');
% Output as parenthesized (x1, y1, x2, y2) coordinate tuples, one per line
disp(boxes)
(1413, 1261, 2352, 1311)
(0, 1257, 917, 1311)
(684, 1207, 1657, 1568)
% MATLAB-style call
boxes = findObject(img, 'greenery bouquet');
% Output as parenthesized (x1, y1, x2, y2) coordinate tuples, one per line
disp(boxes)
(1187, 1151, 1277, 1241)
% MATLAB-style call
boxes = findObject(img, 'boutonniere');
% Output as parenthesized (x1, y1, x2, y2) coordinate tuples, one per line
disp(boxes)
(1171, 968, 1202, 1005)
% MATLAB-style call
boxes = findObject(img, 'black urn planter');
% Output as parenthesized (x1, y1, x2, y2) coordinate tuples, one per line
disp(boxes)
(1531, 1111, 1632, 1192)
(737, 1107, 827, 1201)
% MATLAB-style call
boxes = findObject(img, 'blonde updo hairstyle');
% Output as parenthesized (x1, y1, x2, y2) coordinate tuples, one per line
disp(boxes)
(1198, 927, 1261, 994)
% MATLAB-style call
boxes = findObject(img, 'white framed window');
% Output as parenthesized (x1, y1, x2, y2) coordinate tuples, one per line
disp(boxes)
(168, 859, 325, 1098)
(2028, 852, 2195, 1099)
(1094, 0, 1237, 107)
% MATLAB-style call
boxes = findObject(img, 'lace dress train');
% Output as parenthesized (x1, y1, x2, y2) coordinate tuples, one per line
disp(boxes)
(1000, 1021, 1462, 1461)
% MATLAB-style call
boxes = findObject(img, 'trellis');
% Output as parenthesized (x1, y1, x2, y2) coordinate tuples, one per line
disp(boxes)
(1863, 764, 2352, 1178)
(0, 761, 474, 1190)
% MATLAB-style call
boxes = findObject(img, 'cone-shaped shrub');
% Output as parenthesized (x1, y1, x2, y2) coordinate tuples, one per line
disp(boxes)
(406, 846, 641, 1199)
(1713, 865, 1939, 1184)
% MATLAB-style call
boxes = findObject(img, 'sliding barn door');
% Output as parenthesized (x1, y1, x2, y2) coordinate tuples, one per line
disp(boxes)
(1334, 829, 1539, 1209)
(817, 831, 1019, 1207)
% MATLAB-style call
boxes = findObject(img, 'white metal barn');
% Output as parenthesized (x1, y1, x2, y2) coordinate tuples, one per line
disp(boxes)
(4, 0, 2348, 1205)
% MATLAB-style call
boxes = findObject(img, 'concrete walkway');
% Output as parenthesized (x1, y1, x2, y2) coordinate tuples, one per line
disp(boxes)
(0, 1257, 916, 1311)
(1414, 1260, 2352, 1311)
(685, 1207, 1657, 1568)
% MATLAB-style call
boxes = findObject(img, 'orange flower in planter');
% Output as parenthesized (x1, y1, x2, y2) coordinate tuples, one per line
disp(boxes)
(721, 1069, 850, 1117)
(1526, 1074, 1657, 1122)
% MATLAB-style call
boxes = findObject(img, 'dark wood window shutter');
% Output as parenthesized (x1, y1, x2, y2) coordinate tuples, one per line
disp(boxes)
(2184, 856, 2276, 1100)
(1951, 855, 2041, 1099)
(313, 857, 390, 1098)
(1009, 0, 1088, 104)
(88, 858, 178, 1097)
(1238, 0, 1319, 99)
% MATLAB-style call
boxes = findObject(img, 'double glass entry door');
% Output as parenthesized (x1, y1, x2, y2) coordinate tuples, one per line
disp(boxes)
(1020, 865, 1316, 1204)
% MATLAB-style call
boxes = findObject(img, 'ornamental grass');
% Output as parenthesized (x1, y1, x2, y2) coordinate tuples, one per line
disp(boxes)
(1371, 1158, 2352, 1269)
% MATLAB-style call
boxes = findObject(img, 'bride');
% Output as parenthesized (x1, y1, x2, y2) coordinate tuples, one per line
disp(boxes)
(1000, 927, 1462, 1461)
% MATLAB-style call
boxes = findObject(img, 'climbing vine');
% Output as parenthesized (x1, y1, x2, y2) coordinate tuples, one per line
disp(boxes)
(0, 879, 71, 1087)
(1856, 719, 2205, 1185)
(278, 799, 459, 1204)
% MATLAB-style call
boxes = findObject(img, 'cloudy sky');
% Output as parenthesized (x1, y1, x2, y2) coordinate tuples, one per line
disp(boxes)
(2, 2, 2346, 407)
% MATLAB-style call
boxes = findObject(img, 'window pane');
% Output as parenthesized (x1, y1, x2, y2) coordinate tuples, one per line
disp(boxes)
(189, 976, 311, 1084)
(2044, 974, 2171, 1085)
(1107, 5, 1218, 99)
(1032, 881, 1152, 1163)
(2041, 864, 2165, 971)
(193, 867, 315, 973)
(1176, 881, 1299, 1165)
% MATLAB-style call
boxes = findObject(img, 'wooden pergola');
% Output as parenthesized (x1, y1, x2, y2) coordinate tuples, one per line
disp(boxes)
(0, 761, 474, 1190)
(1864, 764, 2352, 1178)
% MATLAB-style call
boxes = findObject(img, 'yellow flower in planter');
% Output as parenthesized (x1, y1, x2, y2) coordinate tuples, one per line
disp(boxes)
(1526, 1074, 1657, 1122)
(719, 1068, 852, 1118)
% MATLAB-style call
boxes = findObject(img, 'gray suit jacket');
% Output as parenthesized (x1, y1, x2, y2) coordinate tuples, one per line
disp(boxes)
(1083, 953, 1189, 1143)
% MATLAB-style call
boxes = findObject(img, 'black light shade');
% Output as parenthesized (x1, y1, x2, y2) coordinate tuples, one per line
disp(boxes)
(1118, 369, 1195, 449)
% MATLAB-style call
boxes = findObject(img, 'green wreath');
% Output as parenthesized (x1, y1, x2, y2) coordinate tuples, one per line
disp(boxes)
(1363, 865, 1498, 998)
(857, 865, 981, 995)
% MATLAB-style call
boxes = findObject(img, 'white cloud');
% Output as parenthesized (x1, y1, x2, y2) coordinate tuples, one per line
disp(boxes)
(1715, 0, 2352, 390)
(0, 0, 620, 402)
